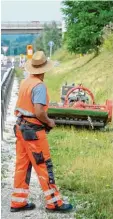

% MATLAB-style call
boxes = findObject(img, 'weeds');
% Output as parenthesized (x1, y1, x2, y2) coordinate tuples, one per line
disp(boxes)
(46, 50, 113, 219)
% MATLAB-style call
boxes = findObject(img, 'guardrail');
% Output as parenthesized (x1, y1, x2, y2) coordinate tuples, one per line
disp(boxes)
(1, 67, 14, 139)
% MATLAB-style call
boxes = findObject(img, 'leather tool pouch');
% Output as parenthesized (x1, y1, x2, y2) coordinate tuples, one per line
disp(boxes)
(20, 124, 38, 141)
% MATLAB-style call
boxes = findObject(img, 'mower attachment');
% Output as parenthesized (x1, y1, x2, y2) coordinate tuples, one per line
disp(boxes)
(48, 84, 112, 129)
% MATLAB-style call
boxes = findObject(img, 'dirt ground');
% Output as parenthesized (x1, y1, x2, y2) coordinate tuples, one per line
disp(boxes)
(1, 78, 75, 219)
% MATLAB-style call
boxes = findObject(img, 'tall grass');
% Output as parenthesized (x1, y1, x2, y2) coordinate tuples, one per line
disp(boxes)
(48, 127, 113, 218)
(45, 49, 113, 219)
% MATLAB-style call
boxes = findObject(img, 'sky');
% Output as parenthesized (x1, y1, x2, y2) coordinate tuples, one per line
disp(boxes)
(1, 0, 63, 22)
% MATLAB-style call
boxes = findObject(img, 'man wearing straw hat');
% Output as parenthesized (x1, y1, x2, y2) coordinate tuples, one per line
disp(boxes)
(10, 51, 73, 213)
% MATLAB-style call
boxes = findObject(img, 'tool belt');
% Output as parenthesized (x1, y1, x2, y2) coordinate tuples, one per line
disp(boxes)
(14, 116, 52, 141)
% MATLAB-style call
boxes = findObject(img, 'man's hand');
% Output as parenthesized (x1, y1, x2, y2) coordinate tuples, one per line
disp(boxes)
(34, 104, 56, 128)
(47, 119, 56, 128)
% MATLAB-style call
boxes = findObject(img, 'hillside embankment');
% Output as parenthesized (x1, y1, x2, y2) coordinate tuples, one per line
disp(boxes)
(46, 49, 113, 219)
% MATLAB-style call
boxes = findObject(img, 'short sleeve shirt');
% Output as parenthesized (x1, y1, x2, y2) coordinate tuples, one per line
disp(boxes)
(31, 84, 47, 105)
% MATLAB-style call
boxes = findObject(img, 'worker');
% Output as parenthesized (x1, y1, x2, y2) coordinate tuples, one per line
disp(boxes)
(10, 51, 73, 213)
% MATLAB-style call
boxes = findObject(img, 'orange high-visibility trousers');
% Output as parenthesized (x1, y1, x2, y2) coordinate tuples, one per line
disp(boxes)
(11, 125, 63, 209)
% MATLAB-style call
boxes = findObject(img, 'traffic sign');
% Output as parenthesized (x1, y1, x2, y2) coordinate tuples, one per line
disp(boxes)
(48, 41, 54, 47)
(27, 45, 33, 59)
(2, 46, 9, 54)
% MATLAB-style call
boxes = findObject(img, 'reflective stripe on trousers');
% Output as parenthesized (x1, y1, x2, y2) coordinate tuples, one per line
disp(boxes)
(13, 188, 29, 194)
(44, 188, 56, 197)
(46, 195, 61, 204)
(11, 196, 28, 203)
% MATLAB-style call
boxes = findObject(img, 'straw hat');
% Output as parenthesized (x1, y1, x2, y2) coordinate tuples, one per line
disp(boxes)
(25, 51, 53, 74)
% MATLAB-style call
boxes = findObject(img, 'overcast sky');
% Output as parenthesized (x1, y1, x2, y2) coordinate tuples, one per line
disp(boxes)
(1, 0, 63, 22)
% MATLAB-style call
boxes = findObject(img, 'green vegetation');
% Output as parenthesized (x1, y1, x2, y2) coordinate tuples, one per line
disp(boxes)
(103, 33, 113, 51)
(34, 21, 62, 56)
(45, 49, 113, 219)
(49, 128, 113, 219)
(62, 1, 113, 54)
(14, 67, 23, 82)
(102, 23, 113, 52)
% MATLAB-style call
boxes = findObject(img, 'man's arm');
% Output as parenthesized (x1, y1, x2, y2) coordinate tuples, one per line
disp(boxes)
(34, 103, 55, 127)
(32, 84, 55, 128)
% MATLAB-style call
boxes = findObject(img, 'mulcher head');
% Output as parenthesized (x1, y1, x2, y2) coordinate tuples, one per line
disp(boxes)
(48, 84, 113, 129)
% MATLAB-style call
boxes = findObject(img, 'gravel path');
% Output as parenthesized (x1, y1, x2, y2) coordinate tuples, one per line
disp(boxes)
(1, 78, 75, 219)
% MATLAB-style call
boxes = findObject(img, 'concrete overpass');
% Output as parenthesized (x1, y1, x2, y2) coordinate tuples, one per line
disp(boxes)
(1, 21, 62, 34)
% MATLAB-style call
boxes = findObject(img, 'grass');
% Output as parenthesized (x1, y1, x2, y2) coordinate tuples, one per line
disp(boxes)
(14, 67, 23, 82)
(45, 49, 113, 219)
(48, 127, 113, 218)
(15, 49, 113, 218)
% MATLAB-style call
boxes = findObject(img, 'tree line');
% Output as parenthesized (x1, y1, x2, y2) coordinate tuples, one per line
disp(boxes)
(61, 1, 113, 54)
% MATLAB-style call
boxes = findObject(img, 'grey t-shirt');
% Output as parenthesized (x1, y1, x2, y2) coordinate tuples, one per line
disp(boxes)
(31, 84, 47, 105)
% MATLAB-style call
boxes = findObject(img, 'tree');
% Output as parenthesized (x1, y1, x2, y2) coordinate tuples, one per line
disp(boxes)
(34, 21, 62, 56)
(62, 1, 113, 54)
(34, 34, 45, 52)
